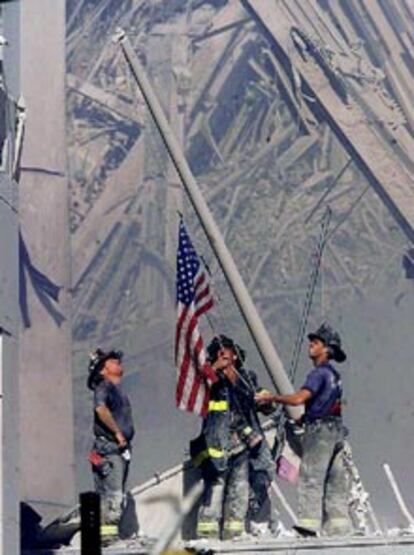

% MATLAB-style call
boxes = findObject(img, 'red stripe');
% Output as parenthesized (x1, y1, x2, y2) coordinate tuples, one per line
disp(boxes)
(186, 375, 201, 413)
(176, 353, 190, 407)
(201, 362, 219, 384)
(176, 345, 192, 407)
(175, 304, 189, 363)
(195, 298, 213, 317)
(194, 273, 205, 291)
(187, 335, 205, 411)
(176, 311, 199, 407)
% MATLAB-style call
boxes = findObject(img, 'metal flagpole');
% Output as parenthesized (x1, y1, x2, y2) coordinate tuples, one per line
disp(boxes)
(113, 28, 303, 420)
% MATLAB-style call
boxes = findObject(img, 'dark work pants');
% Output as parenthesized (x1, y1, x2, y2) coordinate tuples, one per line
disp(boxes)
(197, 451, 249, 539)
(297, 419, 352, 536)
(92, 437, 129, 539)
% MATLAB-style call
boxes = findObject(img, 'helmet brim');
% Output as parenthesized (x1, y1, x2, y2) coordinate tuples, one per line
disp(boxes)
(308, 332, 322, 342)
(331, 346, 347, 363)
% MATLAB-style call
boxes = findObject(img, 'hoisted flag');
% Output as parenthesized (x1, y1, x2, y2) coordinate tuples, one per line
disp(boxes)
(175, 218, 214, 416)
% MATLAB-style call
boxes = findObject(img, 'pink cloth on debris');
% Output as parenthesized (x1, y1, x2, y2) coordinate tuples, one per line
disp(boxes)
(276, 443, 300, 484)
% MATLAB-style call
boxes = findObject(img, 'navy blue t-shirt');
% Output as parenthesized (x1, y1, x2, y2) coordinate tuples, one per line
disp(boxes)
(302, 363, 342, 422)
(94, 380, 135, 442)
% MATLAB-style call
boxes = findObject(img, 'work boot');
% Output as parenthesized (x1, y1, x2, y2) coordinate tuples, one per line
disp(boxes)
(101, 536, 119, 547)
(292, 524, 318, 538)
(250, 521, 270, 537)
(231, 532, 254, 542)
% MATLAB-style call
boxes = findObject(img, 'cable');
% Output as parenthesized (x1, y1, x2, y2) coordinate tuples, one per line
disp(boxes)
(273, 206, 332, 448)
(288, 205, 332, 383)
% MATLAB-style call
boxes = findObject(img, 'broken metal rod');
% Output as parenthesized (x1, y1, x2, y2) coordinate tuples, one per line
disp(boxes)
(383, 463, 414, 528)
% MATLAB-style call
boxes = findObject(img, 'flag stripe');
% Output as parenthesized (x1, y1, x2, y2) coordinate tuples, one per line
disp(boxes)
(175, 304, 189, 363)
(187, 336, 205, 411)
(195, 285, 211, 305)
(177, 311, 199, 407)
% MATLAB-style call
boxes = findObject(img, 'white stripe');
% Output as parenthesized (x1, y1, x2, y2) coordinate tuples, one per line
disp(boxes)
(176, 302, 193, 367)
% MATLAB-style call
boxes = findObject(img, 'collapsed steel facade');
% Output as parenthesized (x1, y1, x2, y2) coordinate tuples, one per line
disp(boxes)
(66, 0, 414, 532)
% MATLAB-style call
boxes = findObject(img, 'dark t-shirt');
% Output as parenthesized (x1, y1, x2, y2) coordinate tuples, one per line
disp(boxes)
(302, 363, 342, 422)
(94, 380, 135, 442)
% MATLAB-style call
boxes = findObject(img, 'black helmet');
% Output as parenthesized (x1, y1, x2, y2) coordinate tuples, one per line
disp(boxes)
(206, 335, 245, 369)
(87, 348, 123, 390)
(308, 323, 346, 363)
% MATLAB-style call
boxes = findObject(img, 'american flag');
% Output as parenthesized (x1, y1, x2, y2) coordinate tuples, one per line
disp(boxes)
(175, 219, 214, 416)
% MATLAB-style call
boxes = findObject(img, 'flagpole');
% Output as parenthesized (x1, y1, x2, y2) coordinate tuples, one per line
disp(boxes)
(114, 29, 303, 420)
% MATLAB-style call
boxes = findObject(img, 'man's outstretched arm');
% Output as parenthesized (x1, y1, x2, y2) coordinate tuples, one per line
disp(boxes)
(255, 388, 312, 407)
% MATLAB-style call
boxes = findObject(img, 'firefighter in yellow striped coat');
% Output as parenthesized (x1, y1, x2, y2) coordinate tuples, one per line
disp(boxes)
(192, 335, 275, 540)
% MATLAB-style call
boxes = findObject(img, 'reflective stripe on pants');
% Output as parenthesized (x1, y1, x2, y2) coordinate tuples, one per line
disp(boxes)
(198, 452, 249, 539)
(222, 519, 244, 536)
(196, 520, 220, 537)
(101, 524, 118, 537)
(193, 447, 224, 468)
(223, 520, 244, 533)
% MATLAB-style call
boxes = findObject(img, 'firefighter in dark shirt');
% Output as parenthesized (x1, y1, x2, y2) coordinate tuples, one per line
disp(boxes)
(256, 323, 352, 537)
(87, 348, 134, 545)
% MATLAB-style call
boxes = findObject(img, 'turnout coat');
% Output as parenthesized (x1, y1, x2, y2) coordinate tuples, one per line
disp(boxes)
(190, 366, 274, 480)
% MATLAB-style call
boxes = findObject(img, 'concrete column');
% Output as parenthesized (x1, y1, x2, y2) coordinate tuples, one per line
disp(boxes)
(19, 0, 75, 522)
(0, 5, 22, 553)
(0, 184, 19, 554)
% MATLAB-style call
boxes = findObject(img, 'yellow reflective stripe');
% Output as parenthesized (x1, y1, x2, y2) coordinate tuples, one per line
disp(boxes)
(297, 518, 319, 529)
(100, 524, 118, 536)
(208, 400, 229, 411)
(242, 426, 252, 434)
(197, 521, 219, 532)
(223, 520, 244, 531)
(193, 447, 224, 467)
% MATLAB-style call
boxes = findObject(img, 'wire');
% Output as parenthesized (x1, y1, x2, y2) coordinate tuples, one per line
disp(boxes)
(273, 206, 332, 446)
(288, 205, 332, 383)
(200, 253, 231, 339)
